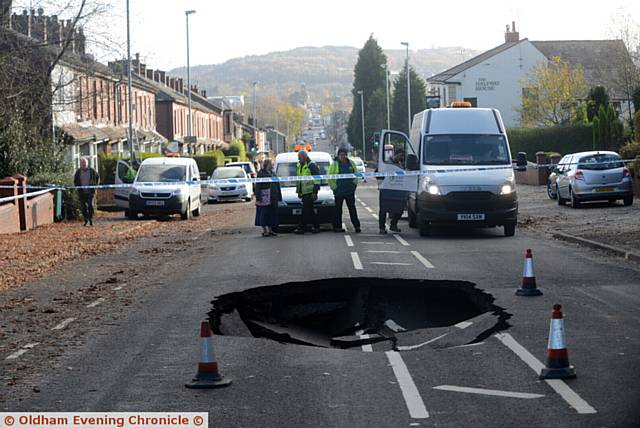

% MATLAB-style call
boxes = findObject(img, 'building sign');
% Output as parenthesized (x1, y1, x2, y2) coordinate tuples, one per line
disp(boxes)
(475, 78, 500, 91)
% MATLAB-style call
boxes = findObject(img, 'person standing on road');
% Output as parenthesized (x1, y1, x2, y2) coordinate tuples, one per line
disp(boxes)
(329, 148, 361, 233)
(255, 159, 282, 237)
(295, 149, 320, 234)
(73, 157, 100, 226)
(377, 150, 405, 234)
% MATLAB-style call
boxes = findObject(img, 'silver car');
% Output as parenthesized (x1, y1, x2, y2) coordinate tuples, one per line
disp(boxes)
(555, 151, 633, 208)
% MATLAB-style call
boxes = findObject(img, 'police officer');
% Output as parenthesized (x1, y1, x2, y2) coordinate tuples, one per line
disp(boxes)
(294, 150, 320, 234)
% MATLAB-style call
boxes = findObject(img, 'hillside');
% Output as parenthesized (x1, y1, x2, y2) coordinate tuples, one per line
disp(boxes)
(170, 45, 479, 105)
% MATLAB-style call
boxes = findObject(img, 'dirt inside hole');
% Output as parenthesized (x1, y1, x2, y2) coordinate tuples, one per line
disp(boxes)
(209, 278, 510, 352)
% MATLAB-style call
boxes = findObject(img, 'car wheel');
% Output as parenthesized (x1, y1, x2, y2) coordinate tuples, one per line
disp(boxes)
(408, 206, 417, 228)
(417, 212, 430, 237)
(557, 185, 566, 206)
(504, 220, 516, 237)
(127, 210, 137, 220)
(181, 199, 191, 220)
(547, 181, 557, 199)
(570, 188, 581, 208)
(193, 201, 201, 217)
(623, 196, 633, 206)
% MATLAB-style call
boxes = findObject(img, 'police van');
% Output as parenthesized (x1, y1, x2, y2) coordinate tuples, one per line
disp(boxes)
(377, 103, 525, 237)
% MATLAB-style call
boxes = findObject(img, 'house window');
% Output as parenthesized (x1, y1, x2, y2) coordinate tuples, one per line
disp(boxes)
(463, 97, 478, 107)
(447, 85, 457, 105)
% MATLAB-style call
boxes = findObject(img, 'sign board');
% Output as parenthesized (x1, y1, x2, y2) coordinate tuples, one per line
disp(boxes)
(475, 78, 500, 91)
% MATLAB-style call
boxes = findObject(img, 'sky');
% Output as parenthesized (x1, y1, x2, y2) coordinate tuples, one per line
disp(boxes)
(16, 0, 640, 70)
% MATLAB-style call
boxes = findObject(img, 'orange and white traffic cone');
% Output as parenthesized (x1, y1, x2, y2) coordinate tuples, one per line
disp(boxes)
(516, 249, 543, 296)
(185, 321, 232, 389)
(540, 304, 576, 379)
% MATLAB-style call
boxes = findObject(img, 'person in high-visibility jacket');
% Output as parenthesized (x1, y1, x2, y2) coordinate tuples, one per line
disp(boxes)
(328, 148, 361, 233)
(295, 150, 321, 234)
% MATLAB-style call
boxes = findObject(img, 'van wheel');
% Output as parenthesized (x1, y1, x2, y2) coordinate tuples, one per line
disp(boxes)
(193, 202, 201, 217)
(181, 200, 191, 220)
(570, 188, 581, 208)
(127, 210, 137, 220)
(557, 185, 566, 206)
(408, 207, 417, 228)
(504, 221, 516, 237)
(418, 213, 430, 237)
(623, 196, 633, 206)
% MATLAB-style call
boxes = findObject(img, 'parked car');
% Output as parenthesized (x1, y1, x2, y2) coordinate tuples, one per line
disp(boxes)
(546, 155, 573, 199)
(121, 157, 202, 220)
(555, 151, 633, 208)
(207, 167, 253, 203)
(226, 161, 257, 178)
(273, 151, 334, 225)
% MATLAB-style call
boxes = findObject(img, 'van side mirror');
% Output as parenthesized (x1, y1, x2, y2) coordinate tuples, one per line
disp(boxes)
(515, 152, 527, 172)
(406, 154, 419, 171)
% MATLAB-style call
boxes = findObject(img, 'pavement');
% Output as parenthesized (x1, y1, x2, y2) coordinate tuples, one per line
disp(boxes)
(2, 175, 640, 427)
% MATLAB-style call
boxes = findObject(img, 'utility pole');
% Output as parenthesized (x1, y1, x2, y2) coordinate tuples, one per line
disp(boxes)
(185, 10, 196, 156)
(126, 0, 134, 162)
(252, 81, 258, 152)
(357, 90, 365, 160)
(401, 41, 411, 133)
(381, 64, 390, 129)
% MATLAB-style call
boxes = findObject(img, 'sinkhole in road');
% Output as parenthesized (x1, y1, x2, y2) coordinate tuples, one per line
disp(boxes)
(209, 278, 510, 352)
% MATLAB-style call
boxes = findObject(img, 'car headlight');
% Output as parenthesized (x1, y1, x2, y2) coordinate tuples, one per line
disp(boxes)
(173, 188, 185, 197)
(500, 183, 514, 195)
(209, 185, 219, 191)
(421, 177, 440, 195)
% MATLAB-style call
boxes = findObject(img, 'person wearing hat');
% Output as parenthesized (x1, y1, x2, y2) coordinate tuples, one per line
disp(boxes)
(295, 149, 321, 234)
(328, 148, 361, 233)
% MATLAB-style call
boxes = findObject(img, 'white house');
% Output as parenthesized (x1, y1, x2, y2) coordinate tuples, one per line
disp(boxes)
(427, 23, 636, 127)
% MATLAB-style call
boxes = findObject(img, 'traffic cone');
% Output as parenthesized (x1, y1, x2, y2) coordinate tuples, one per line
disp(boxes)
(540, 304, 576, 380)
(516, 249, 543, 296)
(185, 321, 232, 389)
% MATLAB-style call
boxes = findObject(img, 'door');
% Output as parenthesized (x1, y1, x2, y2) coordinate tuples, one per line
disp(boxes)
(557, 156, 572, 198)
(189, 163, 201, 208)
(377, 130, 419, 193)
(114, 160, 134, 209)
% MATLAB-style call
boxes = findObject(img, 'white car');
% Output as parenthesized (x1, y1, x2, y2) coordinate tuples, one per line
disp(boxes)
(225, 161, 257, 178)
(207, 167, 253, 203)
(352, 156, 366, 174)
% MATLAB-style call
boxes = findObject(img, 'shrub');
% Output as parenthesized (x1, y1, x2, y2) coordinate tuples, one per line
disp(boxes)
(507, 125, 593, 161)
(193, 150, 225, 176)
(98, 152, 163, 184)
(620, 141, 640, 160)
(30, 172, 82, 220)
(223, 140, 247, 160)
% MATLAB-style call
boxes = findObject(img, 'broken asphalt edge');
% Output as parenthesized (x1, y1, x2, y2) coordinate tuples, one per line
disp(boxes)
(553, 232, 640, 263)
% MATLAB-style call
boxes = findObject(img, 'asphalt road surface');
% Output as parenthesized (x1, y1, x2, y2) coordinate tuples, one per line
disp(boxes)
(3, 180, 640, 427)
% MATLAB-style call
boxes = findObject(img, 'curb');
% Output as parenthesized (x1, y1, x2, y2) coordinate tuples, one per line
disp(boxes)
(552, 232, 640, 263)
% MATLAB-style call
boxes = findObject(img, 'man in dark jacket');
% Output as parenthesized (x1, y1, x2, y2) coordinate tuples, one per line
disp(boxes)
(73, 158, 100, 226)
(295, 150, 321, 234)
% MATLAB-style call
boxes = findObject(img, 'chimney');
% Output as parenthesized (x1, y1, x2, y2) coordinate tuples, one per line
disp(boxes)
(165, 75, 170, 86)
(146, 68, 153, 80)
(169, 77, 176, 90)
(75, 27, 85, 55)
(0, 0, 11, 29)
(153, 70, 161, 83)
(201, 89, 207, 98)
(31, 8, 45, 42)
(176, 78, 183, 93)
(47, 15, 60, 47)
(158, 70, 165, 84)
(139, 63, 146, 77)
(505, 21, 519, 43)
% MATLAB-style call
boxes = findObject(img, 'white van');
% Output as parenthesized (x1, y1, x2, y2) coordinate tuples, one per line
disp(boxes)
(114, 157, 202, 220)
(273, 151, 334, 225)
(378, 106, 524, 237)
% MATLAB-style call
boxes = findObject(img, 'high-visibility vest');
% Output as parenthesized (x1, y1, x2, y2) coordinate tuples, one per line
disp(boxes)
(296, 162, 318, 195)
(328, 159, 358, 191)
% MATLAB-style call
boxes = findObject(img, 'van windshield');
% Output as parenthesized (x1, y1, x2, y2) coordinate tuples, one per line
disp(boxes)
(423, 134, 510, 165)
(136, 165, 186, 183)
(276, 161, 330, 187)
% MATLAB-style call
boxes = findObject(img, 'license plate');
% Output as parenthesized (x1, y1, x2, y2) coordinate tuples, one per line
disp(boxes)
(146, 200, 165, 206)
(292, 208, 302, 215)
(457, 213, 485, 221)
(595, 187, 614, 192)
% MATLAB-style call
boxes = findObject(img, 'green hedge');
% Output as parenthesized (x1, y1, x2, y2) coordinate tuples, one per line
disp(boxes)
(222, 140, 247, 160)
(194, 150, 225, 176)
(98, 152, 162, 184)
(507, 125, 594, 161)
(30, 172, 82, 220)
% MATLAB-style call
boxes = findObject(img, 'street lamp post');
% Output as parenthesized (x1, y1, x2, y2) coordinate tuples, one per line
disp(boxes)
(126, 0, 134, 162)
(381, 64, 390, 130)
(401, 41, 411, 133)
(185, 10, 196, 156)
(252, 81, 258, 153)
(357, 90, 365, 159)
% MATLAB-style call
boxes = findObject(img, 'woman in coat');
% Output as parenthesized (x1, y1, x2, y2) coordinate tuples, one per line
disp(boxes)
(255, 159, 282, 236)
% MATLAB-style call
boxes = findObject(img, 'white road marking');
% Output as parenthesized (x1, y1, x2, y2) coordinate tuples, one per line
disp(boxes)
(351, 252, 363, 270)
(411, 251, 435, 269)
(433, 385, 544, 399)
(367, 250, 402, 254)
(393, 234, 410, 246)
(371, 262, 413, 266)
(358, 333, 373, 352)
(385, 319, 407, 332)
(397, 333, 449, 351)
(86, 297, 106, 308)
(5, 342, 40, 360)
(360, 202, 368, 207)
(52, 317, 76, 331)
(113, 285, 125, 291)
(365, 207, 373, 213)
(455, 321, 473, 329)
(386, 351, 430, 419)
(495, 333, 597, 414)
(344, 235, 354, 247)
(342, 222, 347, 230)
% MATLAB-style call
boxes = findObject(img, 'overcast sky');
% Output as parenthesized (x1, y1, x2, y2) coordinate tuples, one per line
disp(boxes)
(26, 0, 640, 70)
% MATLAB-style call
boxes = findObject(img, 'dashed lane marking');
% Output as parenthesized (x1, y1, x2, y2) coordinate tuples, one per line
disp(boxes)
(5, 343, 39, 360)
(433, 385, 544, 399)
(386, 351, 430, 419)
(372, 214, 379, 220)
(393, 234, 410, 246)
(365, 207, 373, 213)
(52, 318, 76, 331)
(351, 252, 363, 270)
(86, 297, 106, 308)
(362, 241, 391, 245)
(371, 262, 413, 266)
(344, 235, 354, 247)
(455, 321, 473, 329)
(367, 250, 402, 254)
(494, 333, 597, 414)
(357, 332, 373, 352)
(411, 251, 435, 269)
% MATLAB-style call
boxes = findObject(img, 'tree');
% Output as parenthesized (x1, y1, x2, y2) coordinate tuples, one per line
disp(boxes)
(519, 56, 589, 127)
(277, 102, 305, 142)
(390, 67, 427, 134)
(347, 35, 387, 157)
(586, 86, 610, 122)
(592, 104, 623, 150)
